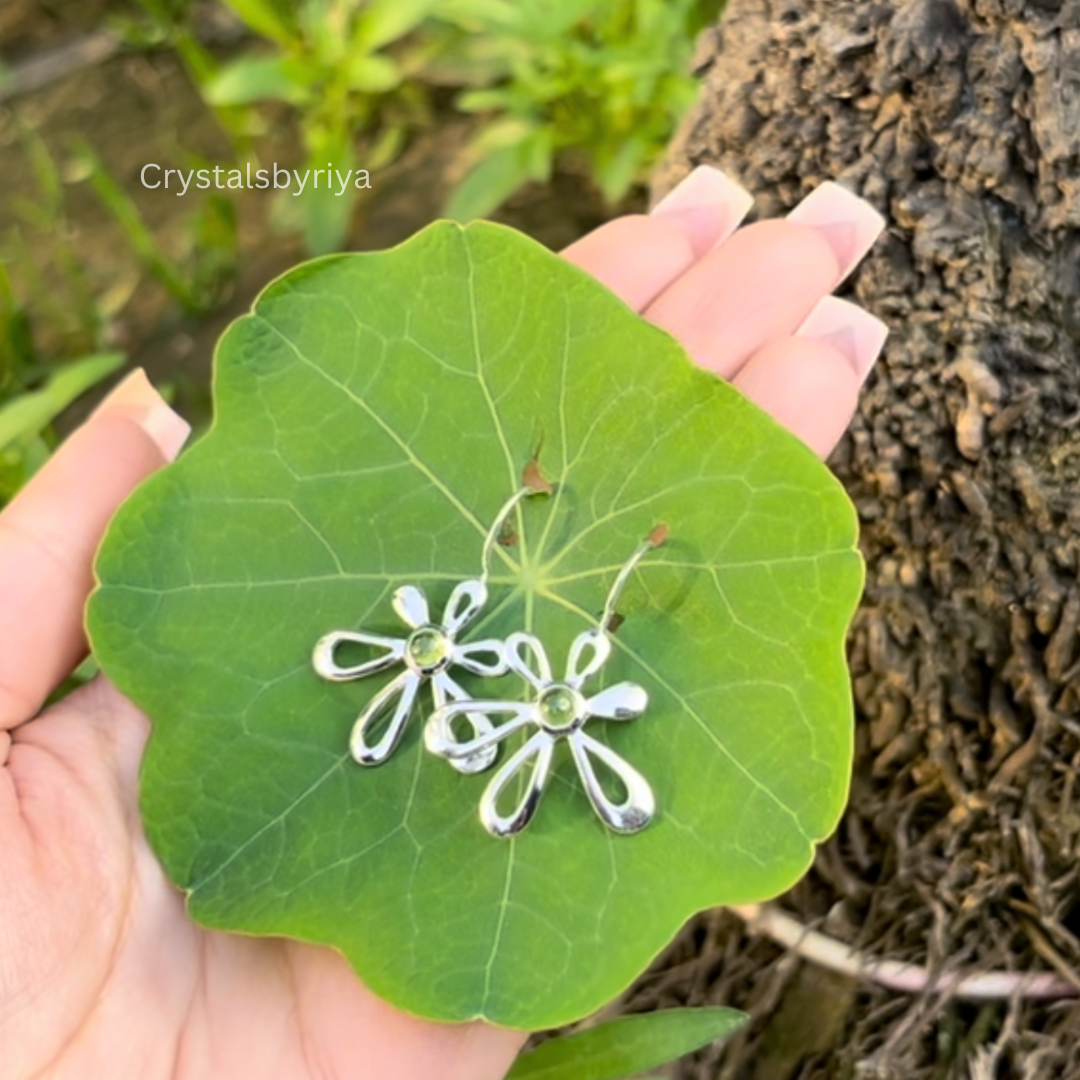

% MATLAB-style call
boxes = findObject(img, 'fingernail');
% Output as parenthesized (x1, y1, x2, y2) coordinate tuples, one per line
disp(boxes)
(93, 369, 191, 461)
(787, 182, 886, 281)
(651, 164, 755, 256)
(796, 296, 889, 380)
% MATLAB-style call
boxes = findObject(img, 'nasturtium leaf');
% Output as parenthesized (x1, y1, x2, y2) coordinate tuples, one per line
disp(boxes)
(87, 220, 862, 1030)
(505, 1007, 747, 1080)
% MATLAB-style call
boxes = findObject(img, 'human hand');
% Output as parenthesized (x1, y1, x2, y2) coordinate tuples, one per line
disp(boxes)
(0, 169, 884, 1080)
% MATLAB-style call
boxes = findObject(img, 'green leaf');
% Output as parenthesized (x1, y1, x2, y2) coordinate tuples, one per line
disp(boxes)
(593, 136, 650, 204)
(523, 127, 555, 182)
(88, 221, 862, 1030)
(345, 54, 400, 93)
(0, 352, 125, 453)
(506, 1008, 747, 1080)
(296, 137, 357, 255)
(356, 0, 442, 49)
(444, 144, 534, 220)
(457, 88, 515, 113)
(474, 117, 540, 152)
(0, 262, 34, 377)
(19, 432, 53, 482)
(203, 56, 311, 106)
(432, 0, 522, 32)
(522, 0, 597, 39)
(219, 0, 297, 46)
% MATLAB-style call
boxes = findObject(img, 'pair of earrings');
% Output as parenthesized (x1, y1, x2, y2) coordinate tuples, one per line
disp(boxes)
(312, 482, 664, 838)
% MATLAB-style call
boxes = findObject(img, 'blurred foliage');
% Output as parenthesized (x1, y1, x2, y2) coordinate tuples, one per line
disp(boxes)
(430, 0, 725, 220)
(0, 350, 125, 504)
(0, 0, 726, 514)
(4, 124, 105, 355)
(173, 0, 723, 246)
(0, 127, 205, 513)
(203, 0, 438, 253)
(0, 147, 127, 510)
(1, 127, 123, 509)
(70, 139, 237, 316)
(120, 0, 259, 143)
(121, 0, 215, 69)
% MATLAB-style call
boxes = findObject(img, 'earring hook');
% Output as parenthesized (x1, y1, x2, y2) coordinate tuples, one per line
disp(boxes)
(599, 523, 668, 634)
(479, 462, 553, 587)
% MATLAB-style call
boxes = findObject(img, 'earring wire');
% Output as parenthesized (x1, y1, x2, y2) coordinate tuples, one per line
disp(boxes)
(479, 472, 552, 587)
(599, 524, 669, 634)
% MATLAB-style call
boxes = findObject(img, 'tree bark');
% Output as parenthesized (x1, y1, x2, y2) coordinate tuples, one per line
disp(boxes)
(652, 1, 1080, 1074)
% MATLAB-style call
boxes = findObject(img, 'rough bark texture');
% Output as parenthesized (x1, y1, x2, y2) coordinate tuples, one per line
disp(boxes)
(638, 2, 1080, 1076)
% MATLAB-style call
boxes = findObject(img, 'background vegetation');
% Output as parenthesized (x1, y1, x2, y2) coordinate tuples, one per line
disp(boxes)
(0, 0, 723, 509)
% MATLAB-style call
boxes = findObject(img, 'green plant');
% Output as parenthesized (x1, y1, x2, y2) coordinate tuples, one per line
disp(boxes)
(118, 0, 253, 145)
(3, 126, 106, 354)
(0, 261, 35, 386)
(0, 351, 125, 505)
(204, 0, 439, 253)
(118, 0, 215, 79)
(0, 133, 128, 509)
(505, 1009, 747, 1079)
(430, 0, 726, 220)
(70, 140, 237, 317)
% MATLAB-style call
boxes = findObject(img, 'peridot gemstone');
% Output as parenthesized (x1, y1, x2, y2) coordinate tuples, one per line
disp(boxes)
(406, 626, 449, 672)
(538, 684, 584, 733)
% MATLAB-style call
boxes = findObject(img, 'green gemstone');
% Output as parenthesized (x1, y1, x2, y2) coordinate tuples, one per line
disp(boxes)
(407, 627, 449, 671)
(538, 685, 582, 732)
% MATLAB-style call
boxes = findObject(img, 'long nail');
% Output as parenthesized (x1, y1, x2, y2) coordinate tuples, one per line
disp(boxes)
(92, 369, 191, 461)
(787, 182, 885, 282)
(796, 296, 888, 381)
(651, 164, 754, 256)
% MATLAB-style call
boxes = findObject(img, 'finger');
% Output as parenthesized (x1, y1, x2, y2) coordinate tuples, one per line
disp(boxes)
(644, 182, 885, 380)
(733, 296, 889, 459)
(649, 165, 755, 257)
(0, 370, 190, 730)
(560, 165, 753, 312)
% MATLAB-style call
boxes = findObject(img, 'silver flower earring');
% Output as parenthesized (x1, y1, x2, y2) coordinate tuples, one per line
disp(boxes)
(424, 526, 667, 837)
(312, 482, 546, 770)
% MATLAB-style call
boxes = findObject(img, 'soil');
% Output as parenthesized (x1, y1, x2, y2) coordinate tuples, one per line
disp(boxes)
(639, 1, 1080, 1077)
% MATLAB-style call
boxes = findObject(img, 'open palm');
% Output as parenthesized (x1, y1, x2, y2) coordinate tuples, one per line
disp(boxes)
(0, 171, 884, 1080)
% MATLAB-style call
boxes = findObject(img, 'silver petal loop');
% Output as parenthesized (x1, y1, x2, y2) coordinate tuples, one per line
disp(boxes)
(313, 631, 404, 682)
(392, 585, 430, 629)
(566, 629, 611, 688)
(443, 578, 488, 634)
(452, 638, 509, 677)
(350, 671, 420, 765)
(568, 730, 655, 834)
(504, 631, 552, 688)
(431, 672, 499, 774)
(425, 700, 533, 762)
(478, 732, 554, 838)
(586, 681, 648, 721)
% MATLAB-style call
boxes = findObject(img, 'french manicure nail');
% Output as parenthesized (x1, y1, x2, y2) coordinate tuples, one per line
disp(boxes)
(796, 296, 889, 380)
(787, 182, 886, 281)
(93, 368, 191, 461)
(651, 164, 755, 255)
